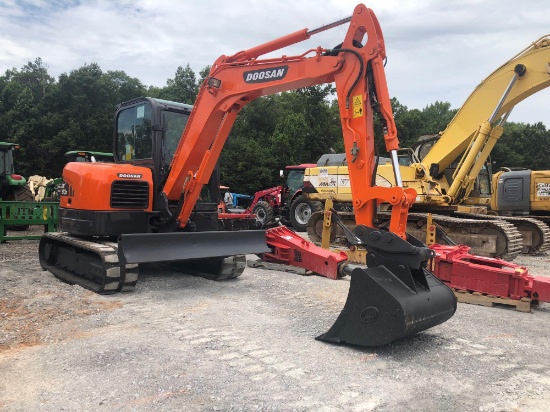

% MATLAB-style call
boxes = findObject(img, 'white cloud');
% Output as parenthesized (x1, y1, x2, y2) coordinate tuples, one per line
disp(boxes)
(0, 0, 549, 125)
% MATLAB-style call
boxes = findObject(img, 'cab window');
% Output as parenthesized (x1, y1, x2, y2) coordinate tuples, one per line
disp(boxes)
(116, 103, 153, 161)
(162, 110, 189, 165)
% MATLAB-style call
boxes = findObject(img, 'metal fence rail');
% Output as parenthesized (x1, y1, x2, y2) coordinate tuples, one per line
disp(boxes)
(0, 201, 58, 242)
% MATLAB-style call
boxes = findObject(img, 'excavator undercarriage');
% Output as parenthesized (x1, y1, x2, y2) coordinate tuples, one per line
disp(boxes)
(39, 230, 268, 294)
(452, 212, 550, 255)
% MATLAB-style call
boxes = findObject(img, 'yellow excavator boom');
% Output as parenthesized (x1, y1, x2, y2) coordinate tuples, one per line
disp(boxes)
(423, 35, 550, 191)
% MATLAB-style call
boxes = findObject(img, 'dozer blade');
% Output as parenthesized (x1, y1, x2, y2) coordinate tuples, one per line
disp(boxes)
(316, 265, 457, 346)
(118, 230, 270, 264)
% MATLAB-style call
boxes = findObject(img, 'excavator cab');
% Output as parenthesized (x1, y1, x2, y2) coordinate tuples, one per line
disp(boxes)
(113, 97, 220, 232)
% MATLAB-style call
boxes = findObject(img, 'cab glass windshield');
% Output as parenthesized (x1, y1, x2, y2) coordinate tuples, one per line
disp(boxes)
(116, 103, 153, 161)
(286, 170, 305, 194)
(162, 110, 189, 165)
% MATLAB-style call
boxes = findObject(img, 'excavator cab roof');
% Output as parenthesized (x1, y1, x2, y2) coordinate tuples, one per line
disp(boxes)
(116, 96, 193, 112)
(64, 151, 115, 163)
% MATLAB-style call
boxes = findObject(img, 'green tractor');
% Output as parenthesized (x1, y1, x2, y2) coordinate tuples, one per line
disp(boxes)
(0, 142, 34, 202)
(0, 142, 35, 231)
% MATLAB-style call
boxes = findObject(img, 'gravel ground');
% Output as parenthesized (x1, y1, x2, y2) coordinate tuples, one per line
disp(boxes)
(1, 227, 550, 411)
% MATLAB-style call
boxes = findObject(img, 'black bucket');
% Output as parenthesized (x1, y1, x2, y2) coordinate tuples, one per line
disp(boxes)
(317, 264, 457, 346)
(317, 225, 457, 346)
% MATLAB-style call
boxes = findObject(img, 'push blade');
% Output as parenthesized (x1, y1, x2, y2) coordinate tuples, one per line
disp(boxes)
(118, 230, 270, 264)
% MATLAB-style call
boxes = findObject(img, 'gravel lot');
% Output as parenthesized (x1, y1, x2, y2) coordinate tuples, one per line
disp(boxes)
(1, 228, 550, 412)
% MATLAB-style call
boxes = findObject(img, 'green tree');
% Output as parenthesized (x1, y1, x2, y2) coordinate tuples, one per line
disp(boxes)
(158, 64, 198, 104)
(0, 58, 58, 176)
(197, 66, 211, 92)
(41, 64, 146, 176)
(492, 122, 550, 170)
(219, 86, 342, 194)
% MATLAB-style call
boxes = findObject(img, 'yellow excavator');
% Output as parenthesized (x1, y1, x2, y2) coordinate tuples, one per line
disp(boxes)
(307, 34, 550, 260)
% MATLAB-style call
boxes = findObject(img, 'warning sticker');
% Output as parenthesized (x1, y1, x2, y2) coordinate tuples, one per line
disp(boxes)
(353, 94, 363, 118)
(537, 182, 550, 197)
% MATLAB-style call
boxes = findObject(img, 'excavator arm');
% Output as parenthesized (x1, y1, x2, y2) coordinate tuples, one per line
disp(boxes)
(162, 4, 413, 238)
(422, 35, 550, 201)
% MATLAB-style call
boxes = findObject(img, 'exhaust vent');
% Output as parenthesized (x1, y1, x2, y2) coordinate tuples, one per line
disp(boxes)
(110, 180, 149, 209)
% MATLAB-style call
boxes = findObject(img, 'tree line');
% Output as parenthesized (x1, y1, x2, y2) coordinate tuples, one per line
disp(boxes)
(1, 58, 548, 195)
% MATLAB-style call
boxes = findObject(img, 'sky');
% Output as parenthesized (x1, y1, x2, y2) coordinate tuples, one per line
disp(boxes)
(1, 0, 549, 126)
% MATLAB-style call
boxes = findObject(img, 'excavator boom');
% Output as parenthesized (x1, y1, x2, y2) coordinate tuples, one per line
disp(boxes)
(423, 35, 550, 178)
(162, 5, 408, 237)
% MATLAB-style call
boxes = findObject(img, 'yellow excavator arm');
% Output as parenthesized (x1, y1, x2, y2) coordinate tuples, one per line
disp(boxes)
(371, 35, 550, 207)
(422, 35, 550, 202)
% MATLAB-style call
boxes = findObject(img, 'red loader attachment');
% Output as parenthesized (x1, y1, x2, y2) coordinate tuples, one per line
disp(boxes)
(431, 244, 550, 304)
(264, 226, 348, 280)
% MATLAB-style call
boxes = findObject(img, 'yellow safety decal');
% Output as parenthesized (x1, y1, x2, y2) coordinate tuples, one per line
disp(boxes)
(352, 94, 363, 118)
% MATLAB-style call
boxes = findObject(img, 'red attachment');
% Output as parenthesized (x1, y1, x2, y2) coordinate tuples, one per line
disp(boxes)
(264, 226, 347, 280)
(245, 186, 282, 213)
(430, 244, 550, 303)
(10, 174, 23, 180)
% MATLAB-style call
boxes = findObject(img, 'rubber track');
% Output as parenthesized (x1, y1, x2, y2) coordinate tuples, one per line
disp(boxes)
(307, 211, 523, 261)
(39, 232, 138, 294)
(454, 212, 550, 255)
(215, 255, 247, 280)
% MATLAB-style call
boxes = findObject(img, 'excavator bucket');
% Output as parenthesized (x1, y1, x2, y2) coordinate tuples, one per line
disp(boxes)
(317, 265, 456, 346)
(317, 225, 457, 346)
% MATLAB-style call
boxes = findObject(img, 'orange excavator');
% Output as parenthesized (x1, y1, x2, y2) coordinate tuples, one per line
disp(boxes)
(38, 4, 456, 346)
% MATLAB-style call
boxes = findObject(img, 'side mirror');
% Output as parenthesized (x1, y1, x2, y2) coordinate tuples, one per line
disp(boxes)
(279, 170, 284, 178)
